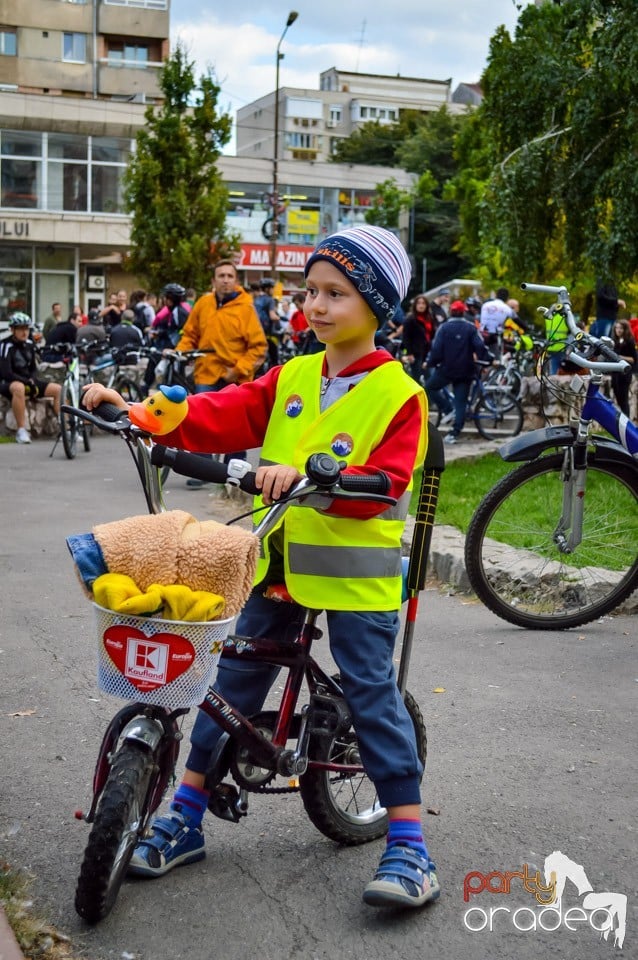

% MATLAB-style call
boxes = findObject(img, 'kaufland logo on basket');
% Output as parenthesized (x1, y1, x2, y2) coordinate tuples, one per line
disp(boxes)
(126, 637, 169, 685)
(463, 850, 627, 949)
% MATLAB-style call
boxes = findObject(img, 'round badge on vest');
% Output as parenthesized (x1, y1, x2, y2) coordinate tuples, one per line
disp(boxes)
(285, 394, 304, 417)
(331, 433, 354, 456)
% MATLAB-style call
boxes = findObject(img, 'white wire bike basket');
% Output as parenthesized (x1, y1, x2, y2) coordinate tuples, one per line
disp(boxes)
(93, 604, 234, 708)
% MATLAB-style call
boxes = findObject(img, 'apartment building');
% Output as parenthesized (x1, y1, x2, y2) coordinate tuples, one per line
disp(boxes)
(0, 10, 417, 322)
(0, 0, 168, 324)
(237, 66, 467, 164)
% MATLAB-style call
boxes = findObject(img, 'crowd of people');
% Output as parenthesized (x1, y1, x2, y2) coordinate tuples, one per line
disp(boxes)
(2, 269, 637, 445)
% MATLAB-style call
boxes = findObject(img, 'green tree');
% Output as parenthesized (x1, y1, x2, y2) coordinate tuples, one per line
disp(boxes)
(123, 44, 238, 293)
(454, 0, 638, 288)
(364, 178, 415, 229)
(332, 108, 469, 289)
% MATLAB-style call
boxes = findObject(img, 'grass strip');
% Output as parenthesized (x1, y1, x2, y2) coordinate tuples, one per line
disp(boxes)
(0, 861, 78, 959)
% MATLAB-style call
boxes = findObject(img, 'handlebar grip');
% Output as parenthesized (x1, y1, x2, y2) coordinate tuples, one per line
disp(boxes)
(90, 401, 129, 423)
(339, 472, 390, 494)
(150, 445, 260, 494)
(595, 338, 623, 364)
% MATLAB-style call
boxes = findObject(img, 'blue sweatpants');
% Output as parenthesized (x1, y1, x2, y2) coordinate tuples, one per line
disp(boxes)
(187, 589, 423, 808)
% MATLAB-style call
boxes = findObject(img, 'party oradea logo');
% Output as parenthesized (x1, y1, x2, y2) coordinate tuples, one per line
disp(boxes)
(463, 850, 626, 949)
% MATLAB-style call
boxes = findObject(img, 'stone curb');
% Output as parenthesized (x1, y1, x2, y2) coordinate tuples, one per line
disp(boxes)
(0, 903, 26, 960)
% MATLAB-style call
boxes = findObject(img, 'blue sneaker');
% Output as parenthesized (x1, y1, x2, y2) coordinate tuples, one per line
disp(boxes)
(363, 845, 441, 908)
(128, 813, 205, 878)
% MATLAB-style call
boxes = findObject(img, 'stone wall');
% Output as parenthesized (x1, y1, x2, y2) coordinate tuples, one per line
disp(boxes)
(0, 360, 147, 439)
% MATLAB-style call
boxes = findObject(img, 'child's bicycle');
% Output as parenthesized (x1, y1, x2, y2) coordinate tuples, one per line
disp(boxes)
(64, 401, 444, 924)
(464, 282, 638, 629)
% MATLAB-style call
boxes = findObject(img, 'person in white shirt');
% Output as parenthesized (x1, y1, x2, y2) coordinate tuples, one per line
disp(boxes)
(478, 287, 515, 358)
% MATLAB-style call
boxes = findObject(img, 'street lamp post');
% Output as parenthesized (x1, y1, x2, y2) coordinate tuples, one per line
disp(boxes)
(269, 11, 298, 278)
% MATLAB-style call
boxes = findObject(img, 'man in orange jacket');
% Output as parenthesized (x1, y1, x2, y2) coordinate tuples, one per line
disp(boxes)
(178, 260, 267, 387)
(178, 259, 267, 485)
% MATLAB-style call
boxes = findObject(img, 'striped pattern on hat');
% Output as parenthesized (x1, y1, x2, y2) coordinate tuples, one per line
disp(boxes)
(304, 225, 412, 326)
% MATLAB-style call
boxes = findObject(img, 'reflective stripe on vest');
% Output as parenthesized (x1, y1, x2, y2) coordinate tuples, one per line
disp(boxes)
(254, 353, 427, 610)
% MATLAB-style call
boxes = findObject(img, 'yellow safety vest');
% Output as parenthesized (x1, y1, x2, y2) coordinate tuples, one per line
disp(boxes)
(254, 353, 427, 611)
(545, 311, 570, 352)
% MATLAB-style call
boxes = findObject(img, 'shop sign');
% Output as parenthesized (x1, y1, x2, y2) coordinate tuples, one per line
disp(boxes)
(0, 220, 30, 238)
(236, 244, 315, 271)
(287, 209, 320, 235)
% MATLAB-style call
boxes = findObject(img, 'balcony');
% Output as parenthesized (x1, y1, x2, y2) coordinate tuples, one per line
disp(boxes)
(99, 3, 169, 39)
(98, 59, 163, 98)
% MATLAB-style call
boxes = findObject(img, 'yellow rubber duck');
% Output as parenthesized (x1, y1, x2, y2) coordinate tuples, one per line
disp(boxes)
(128, 384, 189, 435)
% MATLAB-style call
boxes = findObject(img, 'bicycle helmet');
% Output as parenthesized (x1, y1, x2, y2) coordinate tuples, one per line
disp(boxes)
(8, 311, 32, 328)
(162, 283, 186, 303)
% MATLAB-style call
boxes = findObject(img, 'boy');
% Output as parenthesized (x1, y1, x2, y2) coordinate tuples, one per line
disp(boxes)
(0, 312, 62, 443)
(82, 225, 440, 910)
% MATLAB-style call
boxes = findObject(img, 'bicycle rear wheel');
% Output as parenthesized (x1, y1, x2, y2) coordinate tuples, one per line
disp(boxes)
(464, 452, 638, 629)
(114, 377, 142, 403)
(59, 380, 79, 459)
(472, 394, 523, 440)
(299, 688, 426, 844)
(75, 741, 155, 924)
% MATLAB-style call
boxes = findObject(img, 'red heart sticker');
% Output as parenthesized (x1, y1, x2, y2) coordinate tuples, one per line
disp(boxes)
(103, 624, 196, 692)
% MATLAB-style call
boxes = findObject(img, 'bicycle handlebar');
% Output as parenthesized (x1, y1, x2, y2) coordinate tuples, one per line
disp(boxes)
(151, 445, 260, 494)
(150, 443, 393, 500)
(61, 403, 396, 514)
(520, 281, 631, 375)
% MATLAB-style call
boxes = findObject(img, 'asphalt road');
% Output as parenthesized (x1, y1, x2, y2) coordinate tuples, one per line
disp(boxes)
(0, 434, 635, 960)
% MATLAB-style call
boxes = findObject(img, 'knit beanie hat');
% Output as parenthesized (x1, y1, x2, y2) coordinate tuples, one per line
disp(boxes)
(304, 225, 411, 326)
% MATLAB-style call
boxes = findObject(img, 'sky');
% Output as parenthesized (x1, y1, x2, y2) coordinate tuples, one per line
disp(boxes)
(172, 1, 531, 153)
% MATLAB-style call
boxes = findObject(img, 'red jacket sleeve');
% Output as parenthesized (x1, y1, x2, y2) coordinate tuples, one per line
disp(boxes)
(159, 366, 282, 452)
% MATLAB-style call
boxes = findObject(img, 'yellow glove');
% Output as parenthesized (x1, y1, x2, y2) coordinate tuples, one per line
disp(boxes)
(152, 584, 226, 622)
(93, 573, 163, 616)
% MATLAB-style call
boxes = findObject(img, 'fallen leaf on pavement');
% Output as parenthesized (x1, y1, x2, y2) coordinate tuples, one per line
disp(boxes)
(7, 709, 36, 717)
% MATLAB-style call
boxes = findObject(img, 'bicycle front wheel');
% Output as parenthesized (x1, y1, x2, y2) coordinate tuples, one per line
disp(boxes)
(59, 380, 79, 459)
(465, 453, 638, 629)
(299, 688, 426, 844)
(75, 742, 154, 924)
(472, 394, 523, 440)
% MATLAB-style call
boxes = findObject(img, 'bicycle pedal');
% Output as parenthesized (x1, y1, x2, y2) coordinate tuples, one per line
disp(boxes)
(306, 693, 352, 738)
(207, 782, 247, 823)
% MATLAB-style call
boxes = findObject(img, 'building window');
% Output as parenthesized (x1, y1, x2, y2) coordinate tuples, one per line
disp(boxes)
(62, 33, 86, 63)
(329, 106, 341, 124)
(0, 129, 131, 214)
(286, 132, 316, 149)
(0, 30, 16, 56)
(106, 42, 149, 66)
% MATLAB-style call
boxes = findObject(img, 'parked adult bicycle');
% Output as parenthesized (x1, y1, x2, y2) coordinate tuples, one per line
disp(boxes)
(64, 401, 443, 923)
(427, 362, 523, 440)
(139, 347, 218, 484)
(483, 333, 547, 399)
(87, 345, 144, 402)
(465, 282, 638, 629)
(46, 342, 91, 460)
